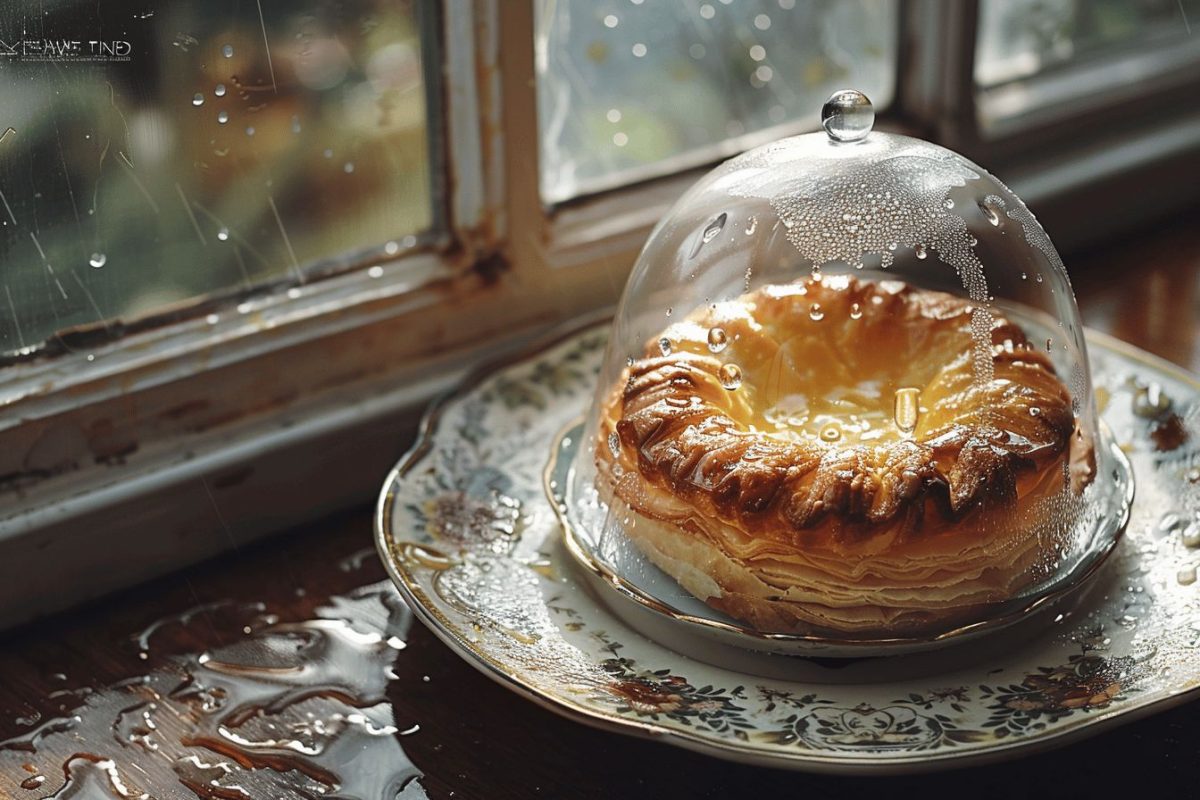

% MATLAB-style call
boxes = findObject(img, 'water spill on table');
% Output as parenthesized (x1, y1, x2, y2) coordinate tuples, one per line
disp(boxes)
(0, 579, 427, 798)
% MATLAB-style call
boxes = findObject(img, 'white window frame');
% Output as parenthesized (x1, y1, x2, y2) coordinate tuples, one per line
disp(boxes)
(1, 0, 1199, 627)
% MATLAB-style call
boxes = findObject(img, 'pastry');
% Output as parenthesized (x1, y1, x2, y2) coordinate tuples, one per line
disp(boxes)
(595, 275, 1094, 635)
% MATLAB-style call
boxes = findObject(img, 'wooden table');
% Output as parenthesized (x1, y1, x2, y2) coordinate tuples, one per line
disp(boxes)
(2, 215, 1199, 799)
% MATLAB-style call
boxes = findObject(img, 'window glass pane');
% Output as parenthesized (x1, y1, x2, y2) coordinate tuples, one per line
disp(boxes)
(535, 0, 898, 205)
(0, 0, 431, 355)
(976, 0, 1197, 87)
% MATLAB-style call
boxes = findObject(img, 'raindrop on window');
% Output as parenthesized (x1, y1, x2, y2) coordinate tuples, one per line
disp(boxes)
(222, 44, 234, 58)
(217, 110, 229, 124)
(192, 93, 204, 107)
(217, 227, 229, 241)
(88, 252, 107, 268)
(214, 83, 227, 97)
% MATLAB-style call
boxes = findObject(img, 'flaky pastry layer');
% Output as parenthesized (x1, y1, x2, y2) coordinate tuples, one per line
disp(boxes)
(594, 276, 1093, 634)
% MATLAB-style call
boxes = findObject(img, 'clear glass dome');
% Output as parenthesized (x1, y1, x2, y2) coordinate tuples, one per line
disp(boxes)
(562, 91, 1132, 647)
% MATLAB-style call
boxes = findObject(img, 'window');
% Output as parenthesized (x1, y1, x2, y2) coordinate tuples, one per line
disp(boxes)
(536, 0, 899, 204)
(2, 0, 1199, 624)
(974, 0, 1200, 135)
(1, 0, 433, 353)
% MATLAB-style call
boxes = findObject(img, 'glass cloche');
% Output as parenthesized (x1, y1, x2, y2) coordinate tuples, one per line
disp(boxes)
(555, 90, 1133, 654)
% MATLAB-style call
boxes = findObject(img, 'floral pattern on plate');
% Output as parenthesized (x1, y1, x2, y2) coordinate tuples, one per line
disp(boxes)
(376, 321, 1200, 772)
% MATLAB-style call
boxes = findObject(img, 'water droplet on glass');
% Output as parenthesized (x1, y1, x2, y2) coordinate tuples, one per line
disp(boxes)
(1046, 338, 1053, 353)
(88, 252, 106, 268)
(608, 433, 620, 458)
(1029, 406, 1041, 417)
(980, 199, 1002, 226)
(914, 243, 928, 259)
(718, 363, 742, 390)
(849, 302, 863, 320)
(384, 240, 400, 256)
(745, 216, 757, 235)
(707, 327, 727, 352)
(1035, 273, 1043, 283)
(1021, 272, 1027, 280)
(691, 212, 727, 257)
(808, 303, 824, 321)
(942, 198, 955, 210)
(214, 83, 227, 97)
(245, 126, 255, 137)
(625, 356, 635, 367)
(217, 110, 229, 124)
(665, 307, 672, 318)
(344, 162, 355, 173)
(894, 387, 920, 434)
(658, 338, 672, 356)
(206, 313, 219, 325)
(967, 234, 978, 246)
(216, 227, 229, 241)
(192, 93, 204, 107)
(222, 44, 234, 58)
(1183, 524, 1200, 548)
(820, 89, 874, 143)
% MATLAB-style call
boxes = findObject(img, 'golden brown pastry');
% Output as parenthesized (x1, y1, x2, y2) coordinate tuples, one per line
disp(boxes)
(595, 275, 1093, 636)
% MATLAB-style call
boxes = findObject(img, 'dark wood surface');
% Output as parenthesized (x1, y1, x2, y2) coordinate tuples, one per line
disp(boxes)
(2, 213, 1199, 799)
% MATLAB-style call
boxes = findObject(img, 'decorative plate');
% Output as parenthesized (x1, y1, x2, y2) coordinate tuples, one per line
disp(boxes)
(376, 319, 1200, 773)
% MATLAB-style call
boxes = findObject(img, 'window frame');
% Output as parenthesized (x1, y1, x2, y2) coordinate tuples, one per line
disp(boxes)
(2, 0, 1200, 627)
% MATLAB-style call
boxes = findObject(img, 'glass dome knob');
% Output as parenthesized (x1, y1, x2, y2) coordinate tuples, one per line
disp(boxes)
(821, 89, 874, 143)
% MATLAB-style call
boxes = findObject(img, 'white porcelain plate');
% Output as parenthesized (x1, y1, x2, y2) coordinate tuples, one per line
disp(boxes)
(376, 320, 1200, 773)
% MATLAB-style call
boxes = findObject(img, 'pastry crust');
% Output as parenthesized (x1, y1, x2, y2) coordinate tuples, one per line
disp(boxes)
(595, 275, 1092, 635)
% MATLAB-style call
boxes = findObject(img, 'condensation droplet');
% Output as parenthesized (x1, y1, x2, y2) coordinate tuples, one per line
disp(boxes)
(245, 126, 255, 137)
(216, 227, 229, 241)
(942, 198, 955, 210)
(217, 110, 229, 124)
(980, 199, 1002, 226)
(658, 337, 672, 356)
(1035, 273, 1044, 283)
(214, 83, 227, 97)
(1046, 338, 1053, 353)
(808, 303, 824, 321)
(849, 302, 863, 320)
(1029, 406, 1041, 417)
(745, 216, 757, 235)
(691, 212, 727, 257)
(222, 44, 234, 57)
(820, 89, 874, 143)
(914, 243, 928, 259)
(718, 363, 742, 390)
(1183, 524, 1200, 548)
(665, 307, 672, 317)
(1021, 272, 1027, 280)
(88, 252, 106, 268)
(344, 162, 355, 173)
(894, 387, 920, 434)
(192, 93, 204, 107)
(707, 327, 728, 352)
